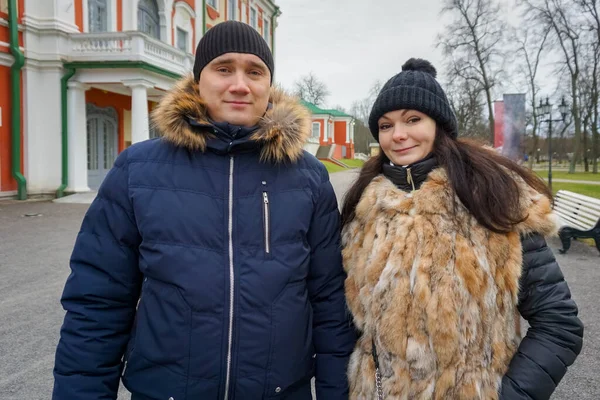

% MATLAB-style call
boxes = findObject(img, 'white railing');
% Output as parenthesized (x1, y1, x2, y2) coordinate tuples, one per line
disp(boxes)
(71, 32, 133, 53)
(68, 31, 194, 76)
(144, 39, 187, 66)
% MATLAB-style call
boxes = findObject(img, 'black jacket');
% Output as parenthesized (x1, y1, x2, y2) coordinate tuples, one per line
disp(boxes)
(501, 233, 584, 399)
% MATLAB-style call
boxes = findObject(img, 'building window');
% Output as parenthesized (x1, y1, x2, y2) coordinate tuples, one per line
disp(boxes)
(176, 27, 188, 52)
(138, 0, 160, 39)
(263, 18, 270, 43)
(228, 0, 236, 20)
(89, 0, 108, 32)
(250, 7, 257, 29)
(207, 0, 218, 9)
(312, 122, 320, 140)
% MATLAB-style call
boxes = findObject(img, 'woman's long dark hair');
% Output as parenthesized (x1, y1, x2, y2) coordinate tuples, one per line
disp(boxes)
(340, 127, 553, 234)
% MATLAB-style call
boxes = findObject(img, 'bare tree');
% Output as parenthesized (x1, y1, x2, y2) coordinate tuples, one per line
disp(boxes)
(578, 0, 599, 173)
(445, 75, 489, 139)
(351, 120, 373, 155)
(524, 0, 585, 173)
(350, 99, 371, 125)
(349, 99, 375, 154)
(293, 72, 330, 107)
(367, 80, 383, 102)
(437, 0, 505, 144)
(349, 80, 387, 154)
(579, 50, 599, 172)
(513, 23, 551, 168)
(350, 80, 385, 125)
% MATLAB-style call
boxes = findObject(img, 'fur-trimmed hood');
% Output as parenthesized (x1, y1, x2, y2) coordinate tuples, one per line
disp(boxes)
(151, 75, 311, 163)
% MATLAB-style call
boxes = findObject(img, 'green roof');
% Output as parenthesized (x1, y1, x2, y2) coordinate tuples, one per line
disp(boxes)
(300, 100, 353, 119)
(300, 100, 328, 115)
(322, 108, 353, 118)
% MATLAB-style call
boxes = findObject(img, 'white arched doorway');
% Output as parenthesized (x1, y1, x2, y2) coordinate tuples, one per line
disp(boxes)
(86, 104, 118, 190)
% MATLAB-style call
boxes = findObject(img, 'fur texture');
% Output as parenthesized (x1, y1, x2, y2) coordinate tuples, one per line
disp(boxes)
(341, 168, 559, 400)
(151, 75, 311, 163)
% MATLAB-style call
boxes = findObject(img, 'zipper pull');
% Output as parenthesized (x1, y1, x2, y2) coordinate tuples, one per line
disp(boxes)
(406, 167, 416, 192)
(263, 192, 269, 204)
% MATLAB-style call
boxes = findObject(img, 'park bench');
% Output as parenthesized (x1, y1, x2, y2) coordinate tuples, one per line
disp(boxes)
(553, 190, 600, 255)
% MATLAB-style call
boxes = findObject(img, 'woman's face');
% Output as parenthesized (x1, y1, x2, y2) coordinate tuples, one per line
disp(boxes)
(378, 109, 436, 166)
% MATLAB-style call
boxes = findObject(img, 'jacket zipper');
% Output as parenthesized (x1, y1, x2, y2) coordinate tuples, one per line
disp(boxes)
(406, 167, 416, 192)
(262, 181, 271, 254)
(122, 276, 147, 377)
(224, 156, 235, 400)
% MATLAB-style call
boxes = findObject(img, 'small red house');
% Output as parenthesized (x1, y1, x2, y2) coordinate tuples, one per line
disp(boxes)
(301, 100, 355, 160)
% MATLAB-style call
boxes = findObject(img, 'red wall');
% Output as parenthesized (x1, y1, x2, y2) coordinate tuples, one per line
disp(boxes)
(312, 118, 325, 144)
(0, 65, 24, 192)
(74, 0, 83, 31)
(0, 0, 26, 191)
(334, 121, 346, 145)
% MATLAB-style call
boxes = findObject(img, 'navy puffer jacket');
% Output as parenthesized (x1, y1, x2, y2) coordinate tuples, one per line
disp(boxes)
(52, 76, 357, 400)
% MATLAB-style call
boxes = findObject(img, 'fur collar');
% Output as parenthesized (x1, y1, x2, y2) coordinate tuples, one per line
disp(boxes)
(356, 168, 559, 237)
(151, 75, 311, 163)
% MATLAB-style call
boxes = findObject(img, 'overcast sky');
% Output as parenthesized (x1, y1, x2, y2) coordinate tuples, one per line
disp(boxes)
(273, 0, 448, 110)
(272, 0, 553, 112)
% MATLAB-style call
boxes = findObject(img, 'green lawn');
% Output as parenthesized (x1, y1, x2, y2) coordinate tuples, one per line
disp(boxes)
(534, 170, 600, 182)
(321, 160, 346, 174)
(341, 158, 365, 168)
(550, 182, 600, 199)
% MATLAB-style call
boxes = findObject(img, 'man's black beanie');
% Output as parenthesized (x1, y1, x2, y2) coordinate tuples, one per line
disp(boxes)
(368, 58, 458, 140)
(193, 21, 274, 84)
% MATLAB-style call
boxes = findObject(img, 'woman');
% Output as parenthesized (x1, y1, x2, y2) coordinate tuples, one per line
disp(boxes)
(341, 58, 583, 399)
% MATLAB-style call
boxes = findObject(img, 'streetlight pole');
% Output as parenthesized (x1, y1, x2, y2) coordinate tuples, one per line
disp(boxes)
(548, 116, 553, 190)
(537, 96, 569, 192)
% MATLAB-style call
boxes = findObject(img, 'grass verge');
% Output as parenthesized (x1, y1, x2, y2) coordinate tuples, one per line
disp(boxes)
(341, 159, 365, 168)
(550, 182, 600, 199)
(534, 171, 600, 182)
(321, 160, 347, 174)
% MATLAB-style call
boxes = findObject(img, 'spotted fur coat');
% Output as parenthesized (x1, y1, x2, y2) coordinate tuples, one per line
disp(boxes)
(341, 168, 559, 400)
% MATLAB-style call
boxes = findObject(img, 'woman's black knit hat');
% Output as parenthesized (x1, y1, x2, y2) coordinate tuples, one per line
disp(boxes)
(368, 58, 458, 141)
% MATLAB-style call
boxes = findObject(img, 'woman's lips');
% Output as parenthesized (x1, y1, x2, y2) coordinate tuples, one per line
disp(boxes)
(393, 145, 416, 153)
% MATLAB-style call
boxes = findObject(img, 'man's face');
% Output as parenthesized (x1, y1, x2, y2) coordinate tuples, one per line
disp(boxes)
(198, 53, 271, 127)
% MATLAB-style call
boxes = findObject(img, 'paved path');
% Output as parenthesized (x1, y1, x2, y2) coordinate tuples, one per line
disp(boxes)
(330, 169, 360, 209)
(0, 171, 597, 399)
(542, 178, 600, 185)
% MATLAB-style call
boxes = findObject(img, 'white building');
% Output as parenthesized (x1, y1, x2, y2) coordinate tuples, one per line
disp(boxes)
(0, 0, 280, 199)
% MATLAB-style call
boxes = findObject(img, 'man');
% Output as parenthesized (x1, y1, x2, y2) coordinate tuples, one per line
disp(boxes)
(53, 21, 356, 400)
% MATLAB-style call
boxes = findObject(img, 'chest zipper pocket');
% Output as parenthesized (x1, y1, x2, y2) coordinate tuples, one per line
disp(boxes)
(262, 181, 271, 256)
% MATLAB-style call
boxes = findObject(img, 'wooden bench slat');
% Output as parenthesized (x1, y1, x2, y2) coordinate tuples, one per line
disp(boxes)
(555, 202, 600, 217)
(554, 202, 600, 224)
(555, 211, 591, 230)
(554, 190, 600, 255)
(555, 197, 600, 214)
(556, 190, 600, 208)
